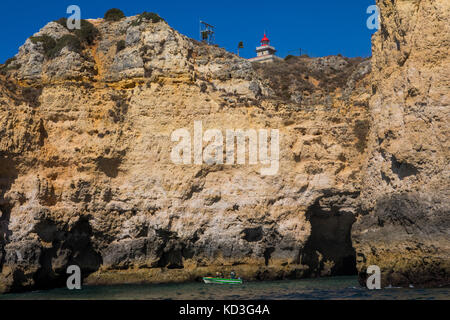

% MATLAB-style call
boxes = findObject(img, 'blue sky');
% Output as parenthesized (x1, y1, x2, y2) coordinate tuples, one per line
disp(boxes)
(1, 0, 377, 63)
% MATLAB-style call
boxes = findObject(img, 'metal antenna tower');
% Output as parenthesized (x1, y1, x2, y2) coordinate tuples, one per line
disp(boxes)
(200, 21, 215, 45)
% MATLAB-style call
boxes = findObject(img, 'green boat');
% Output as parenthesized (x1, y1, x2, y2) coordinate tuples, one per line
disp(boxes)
(203, 277, 243, 284)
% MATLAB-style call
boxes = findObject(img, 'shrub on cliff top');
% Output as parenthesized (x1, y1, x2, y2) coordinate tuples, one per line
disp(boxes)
(0, 57, 21, 74)
(3, 57, 16, 65)
(30, 34, 82, 59)
(131, 12, 164, 26)
(55, 17, 68, 28)
(284, 55, 295, 61)
(53, 18, 99, 45)
(54, 35, 82, 55)
(141, 11, 164, 23)
(74, 20, 99, 45)
(104, 8, 125, 21)
(1, 57, 19, 69)
(30, 18, 99, 60)
(30, 35, 57, 58)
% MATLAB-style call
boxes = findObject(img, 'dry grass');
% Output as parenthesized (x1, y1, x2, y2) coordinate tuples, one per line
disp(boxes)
(253, 55, 367, 102)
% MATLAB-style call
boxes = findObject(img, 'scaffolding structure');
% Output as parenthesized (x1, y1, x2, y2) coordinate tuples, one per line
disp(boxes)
(200, 21, 215, 45)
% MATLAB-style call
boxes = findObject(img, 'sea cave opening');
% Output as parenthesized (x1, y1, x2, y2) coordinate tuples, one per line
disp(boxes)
(300, 196, 357, 277)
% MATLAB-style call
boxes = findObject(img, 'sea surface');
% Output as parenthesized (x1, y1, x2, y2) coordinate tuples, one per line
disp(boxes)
(1, 276, 448, 300)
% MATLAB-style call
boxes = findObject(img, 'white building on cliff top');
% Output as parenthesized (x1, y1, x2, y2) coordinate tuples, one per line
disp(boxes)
(248, 33, 280, 63)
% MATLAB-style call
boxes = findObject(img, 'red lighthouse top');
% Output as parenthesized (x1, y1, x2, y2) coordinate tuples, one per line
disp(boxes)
(261, 33, 270, 46)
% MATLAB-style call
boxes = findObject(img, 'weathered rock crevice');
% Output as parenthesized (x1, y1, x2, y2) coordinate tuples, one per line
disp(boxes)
(0, 204, 12, 275)
(0, 156, 18, 278)
(390, 156, 419, 180)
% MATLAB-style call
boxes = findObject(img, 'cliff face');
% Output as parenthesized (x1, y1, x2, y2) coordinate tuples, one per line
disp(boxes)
(353, 0, 450, 287)
(0, 15, 372, 292)
(0, 0, 448, 293)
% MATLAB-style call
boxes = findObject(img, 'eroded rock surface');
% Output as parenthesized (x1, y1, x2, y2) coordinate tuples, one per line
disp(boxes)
(1, 0, 448, 293)
(0, 14, 372, 292)
(353, 0, 450, 287)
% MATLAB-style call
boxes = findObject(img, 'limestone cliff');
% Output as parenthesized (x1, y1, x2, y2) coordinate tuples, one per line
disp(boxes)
(0, 14, 372, 292)
(1, 0, 448, 293)
(353, 0, 450, 287)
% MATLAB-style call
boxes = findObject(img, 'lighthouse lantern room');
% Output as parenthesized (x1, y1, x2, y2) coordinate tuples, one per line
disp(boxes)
(249, 33, 279, 63)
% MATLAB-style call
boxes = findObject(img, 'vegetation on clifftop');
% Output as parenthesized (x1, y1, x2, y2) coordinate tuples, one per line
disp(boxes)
(131, 12, 164, 26)
(30, 19, 99, 60)
(104, 8, 126, 22)
(0, 57, 20, 74)
(55, 18, 99, 44)
(30, 34, 81, 59)
(253, 55, 367, 102)
(74, 20, 100, 45)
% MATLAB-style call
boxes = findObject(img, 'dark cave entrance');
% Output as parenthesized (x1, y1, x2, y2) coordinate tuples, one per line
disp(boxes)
(300, 196, 357, 277)
(32, 216, 103, 291)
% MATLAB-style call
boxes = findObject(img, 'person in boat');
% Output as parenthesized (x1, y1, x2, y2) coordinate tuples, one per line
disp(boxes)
(230, 271, 236, 279)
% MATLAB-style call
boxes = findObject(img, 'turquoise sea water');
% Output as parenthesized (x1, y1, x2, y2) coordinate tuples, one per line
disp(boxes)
(1, 276, 448, 300)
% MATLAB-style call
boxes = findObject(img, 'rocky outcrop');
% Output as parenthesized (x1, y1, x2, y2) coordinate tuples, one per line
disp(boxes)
(0, 13, 372, 292)
(353, 0, 450, 287)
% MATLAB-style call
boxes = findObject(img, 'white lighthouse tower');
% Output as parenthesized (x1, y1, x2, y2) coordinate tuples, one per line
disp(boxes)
(249, 33, 279, 63)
